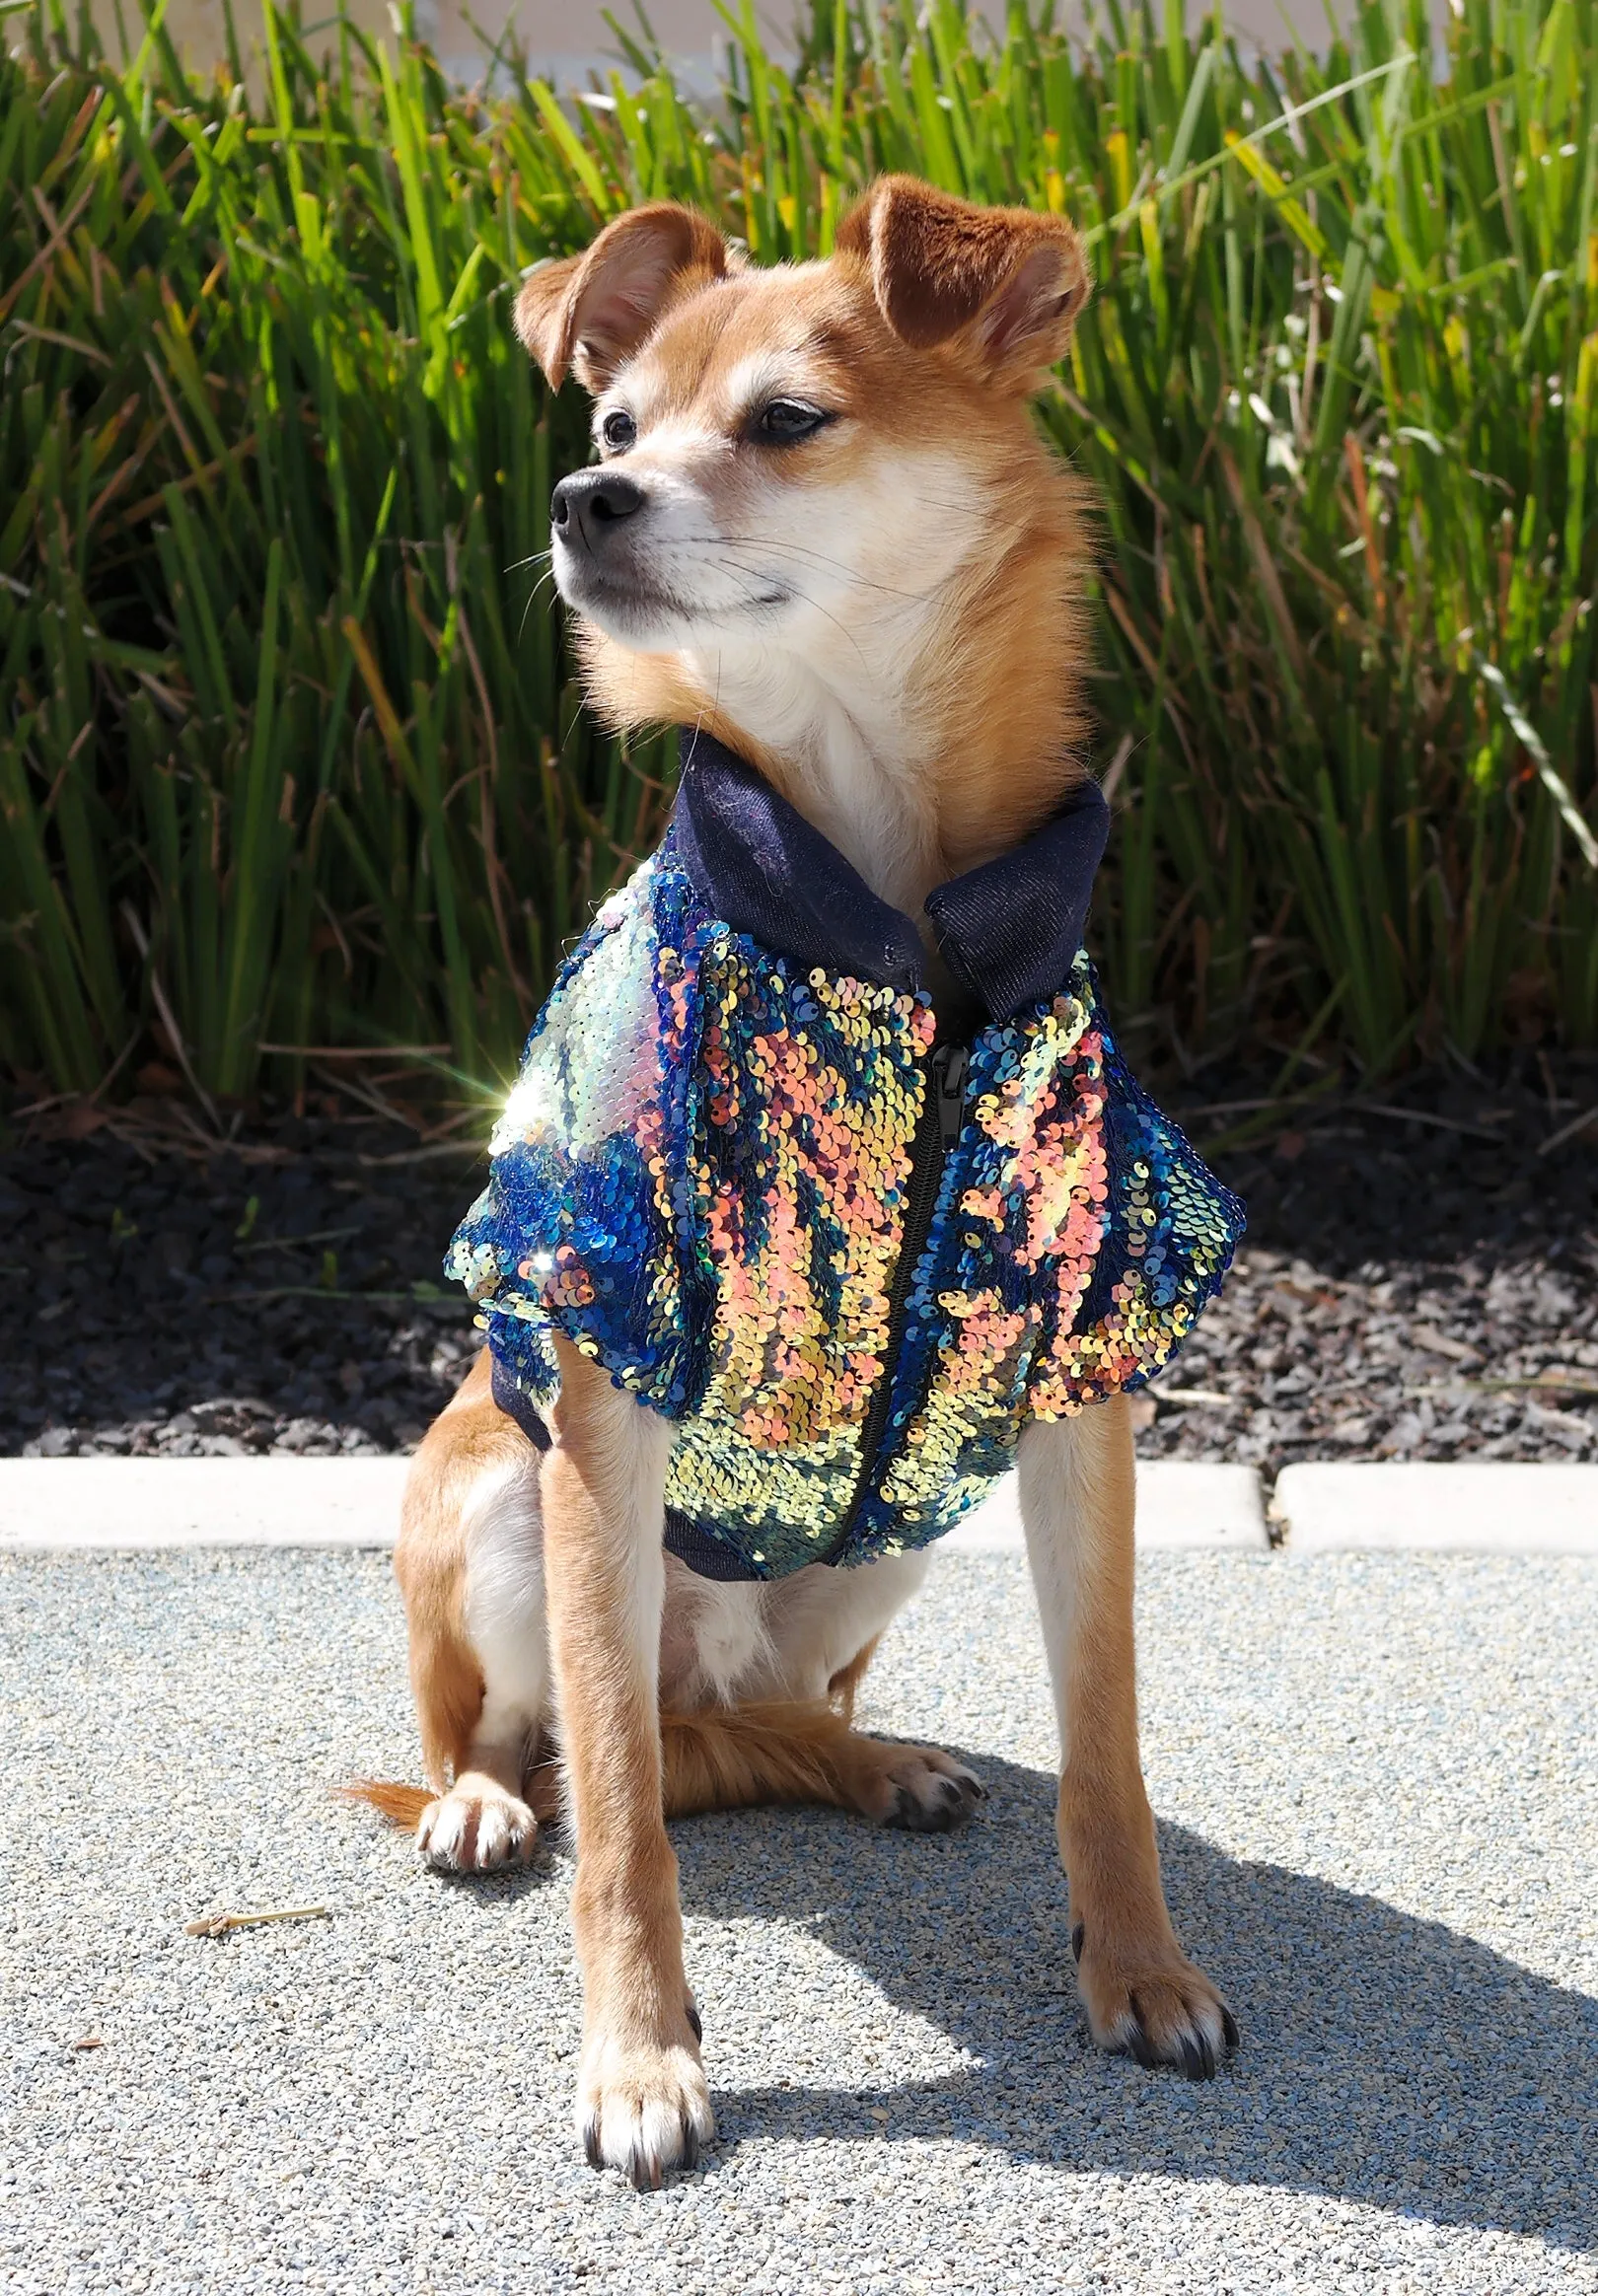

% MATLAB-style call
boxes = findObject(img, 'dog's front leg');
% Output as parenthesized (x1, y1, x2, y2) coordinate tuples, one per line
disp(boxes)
(1017, 1394, 1237, 2077)
(543, 1338, 712, 2184)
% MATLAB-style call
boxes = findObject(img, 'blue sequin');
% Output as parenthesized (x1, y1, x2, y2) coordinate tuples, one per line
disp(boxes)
(449, 841, 1244, 1580)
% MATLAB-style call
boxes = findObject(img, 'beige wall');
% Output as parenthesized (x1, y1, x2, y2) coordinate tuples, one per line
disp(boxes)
(430, 0, 1387, 81)
(74, 0, 392, 71)
(80, 0, 1398, 84)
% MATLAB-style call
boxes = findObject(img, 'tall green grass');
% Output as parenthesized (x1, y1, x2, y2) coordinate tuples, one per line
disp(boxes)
(1, 0, 1594, 1106)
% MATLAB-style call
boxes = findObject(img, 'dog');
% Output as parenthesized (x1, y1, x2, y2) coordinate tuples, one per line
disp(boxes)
(360, 177, 1242, 2189)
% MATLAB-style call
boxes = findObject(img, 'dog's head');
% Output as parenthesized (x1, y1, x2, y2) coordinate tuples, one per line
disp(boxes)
(516, 179, 1088, 668)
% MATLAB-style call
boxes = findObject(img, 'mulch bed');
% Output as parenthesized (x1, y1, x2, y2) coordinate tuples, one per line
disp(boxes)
(1132, 1061, 1597, 1471)
(0, 1103, 479, 1462)
(2, 1057, 1594, 1476)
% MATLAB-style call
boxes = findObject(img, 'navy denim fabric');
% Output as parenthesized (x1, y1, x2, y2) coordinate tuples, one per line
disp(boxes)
(675, 728, 1110, 1019)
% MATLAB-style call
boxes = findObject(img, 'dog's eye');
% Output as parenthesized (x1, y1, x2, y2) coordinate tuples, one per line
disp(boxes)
(755, 399, 831, 444)
(600, 409, 636, 453)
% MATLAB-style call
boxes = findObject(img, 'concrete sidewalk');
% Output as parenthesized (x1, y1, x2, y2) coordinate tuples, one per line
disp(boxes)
(1, 1543, 1594, 2295)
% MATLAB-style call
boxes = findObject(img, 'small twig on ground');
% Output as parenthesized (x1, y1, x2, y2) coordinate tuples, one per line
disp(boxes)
(419, 1103, 489, 1142)
(207, 1284, 453, 1305)
(312, 1061, 426, 1135)
(1537, 1104, 1598, 1158)
(183, 1905, 329, 1939)
(1412, 1324, 1483, 1364)
(356, 1141, 486, 1167)
(234, 1224, 365, 1255)
(1185, 1095, 1318, 1117)
(1347, 1100, 1511, 1142)
(208, 1286, 416, 1304)
(88, 1114, 161, 1167)
(1406, 1372, 1598, 1399)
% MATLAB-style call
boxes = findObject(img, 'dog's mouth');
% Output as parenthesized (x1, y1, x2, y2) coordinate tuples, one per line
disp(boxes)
(557, 560, 677, 615)
(555, 550, 790, 636)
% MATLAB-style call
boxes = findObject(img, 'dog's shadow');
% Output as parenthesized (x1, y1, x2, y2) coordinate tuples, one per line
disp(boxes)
(633, 1750, 1595, 2248)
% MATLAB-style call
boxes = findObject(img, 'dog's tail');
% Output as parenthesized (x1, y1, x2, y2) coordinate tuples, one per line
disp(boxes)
(337, 1778, 435, 1830)
(343, 1690, 874, 1832)
(339, 1763, 564, 1830)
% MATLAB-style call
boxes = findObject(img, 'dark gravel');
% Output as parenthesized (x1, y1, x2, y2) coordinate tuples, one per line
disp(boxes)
(1136, 1058, 1598, 1471)
(0, 1103, 482, 1462)
(2, 1059, 1594, 1475)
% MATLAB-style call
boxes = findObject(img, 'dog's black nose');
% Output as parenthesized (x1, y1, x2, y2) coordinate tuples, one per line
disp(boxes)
(551, 469, 645, 542)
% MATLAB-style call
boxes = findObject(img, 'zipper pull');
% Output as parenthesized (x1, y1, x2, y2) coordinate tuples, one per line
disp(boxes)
(934, 1044, 968, 1148)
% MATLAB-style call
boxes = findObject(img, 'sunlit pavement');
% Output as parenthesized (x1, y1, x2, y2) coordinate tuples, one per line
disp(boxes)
(2, 1540, 1594, 2295)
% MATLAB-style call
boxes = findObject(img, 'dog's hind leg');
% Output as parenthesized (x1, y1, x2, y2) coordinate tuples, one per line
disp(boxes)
(661, 1697, 981, 1830)
(681, 1548, 981, 1827)
(386, 1352, 548, 1873)
(1018, 1395, 1237, 2077)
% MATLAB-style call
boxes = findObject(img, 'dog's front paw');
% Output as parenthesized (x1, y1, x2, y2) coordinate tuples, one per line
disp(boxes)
(577, 2022, 714, 2188)
(1074, 1927, 1237, 2080)
(417, 1773, 538, 1873)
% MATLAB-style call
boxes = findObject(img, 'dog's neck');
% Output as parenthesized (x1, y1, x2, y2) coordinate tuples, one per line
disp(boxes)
(581, 479, 1093, 932)
(680, 637, 942, 920)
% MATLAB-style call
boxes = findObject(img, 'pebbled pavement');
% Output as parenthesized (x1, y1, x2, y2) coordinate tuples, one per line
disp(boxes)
(1, 1547, 1594, 2295)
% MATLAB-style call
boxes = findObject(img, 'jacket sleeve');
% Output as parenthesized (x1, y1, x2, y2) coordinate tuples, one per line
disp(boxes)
(446, 860, 711, 1420)
(1028, 985, 1245, 1417)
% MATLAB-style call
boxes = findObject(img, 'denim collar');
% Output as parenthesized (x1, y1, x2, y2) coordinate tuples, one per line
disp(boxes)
(672, 728, 1110, 1023)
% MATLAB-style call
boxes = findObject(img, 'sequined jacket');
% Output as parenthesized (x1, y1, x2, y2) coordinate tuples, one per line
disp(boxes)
(448, 732, 1244, 1582)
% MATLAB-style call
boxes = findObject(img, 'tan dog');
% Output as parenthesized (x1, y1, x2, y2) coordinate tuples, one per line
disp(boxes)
(364, 177, 1236, 2188)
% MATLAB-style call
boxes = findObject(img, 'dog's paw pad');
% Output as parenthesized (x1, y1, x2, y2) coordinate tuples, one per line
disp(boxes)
(417, 1776, 538, 1874)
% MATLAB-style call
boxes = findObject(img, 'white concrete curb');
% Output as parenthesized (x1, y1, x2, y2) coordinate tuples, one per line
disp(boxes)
(1273, 1462, 1598, 1553)
(3, 1459, 1596, 1557)
(0, 1458, 1269, 1553)
(0, 1458, 409, 1552)
(944, 1463, 1270, 1553)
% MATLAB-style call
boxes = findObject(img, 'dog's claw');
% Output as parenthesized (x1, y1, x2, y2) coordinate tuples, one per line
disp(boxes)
(1178, 2029, 1215, 2081)
(1070, 1920, 1085, 1965)
(1124, 1996, 1161, 2070)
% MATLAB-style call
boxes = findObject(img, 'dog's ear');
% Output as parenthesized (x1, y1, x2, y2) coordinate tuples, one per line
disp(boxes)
(514, 203, 729, 393)
(835, 176, 1087, 391)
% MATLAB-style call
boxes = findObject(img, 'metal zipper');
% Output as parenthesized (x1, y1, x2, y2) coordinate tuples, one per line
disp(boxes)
(825, 1040, 969, 1564)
